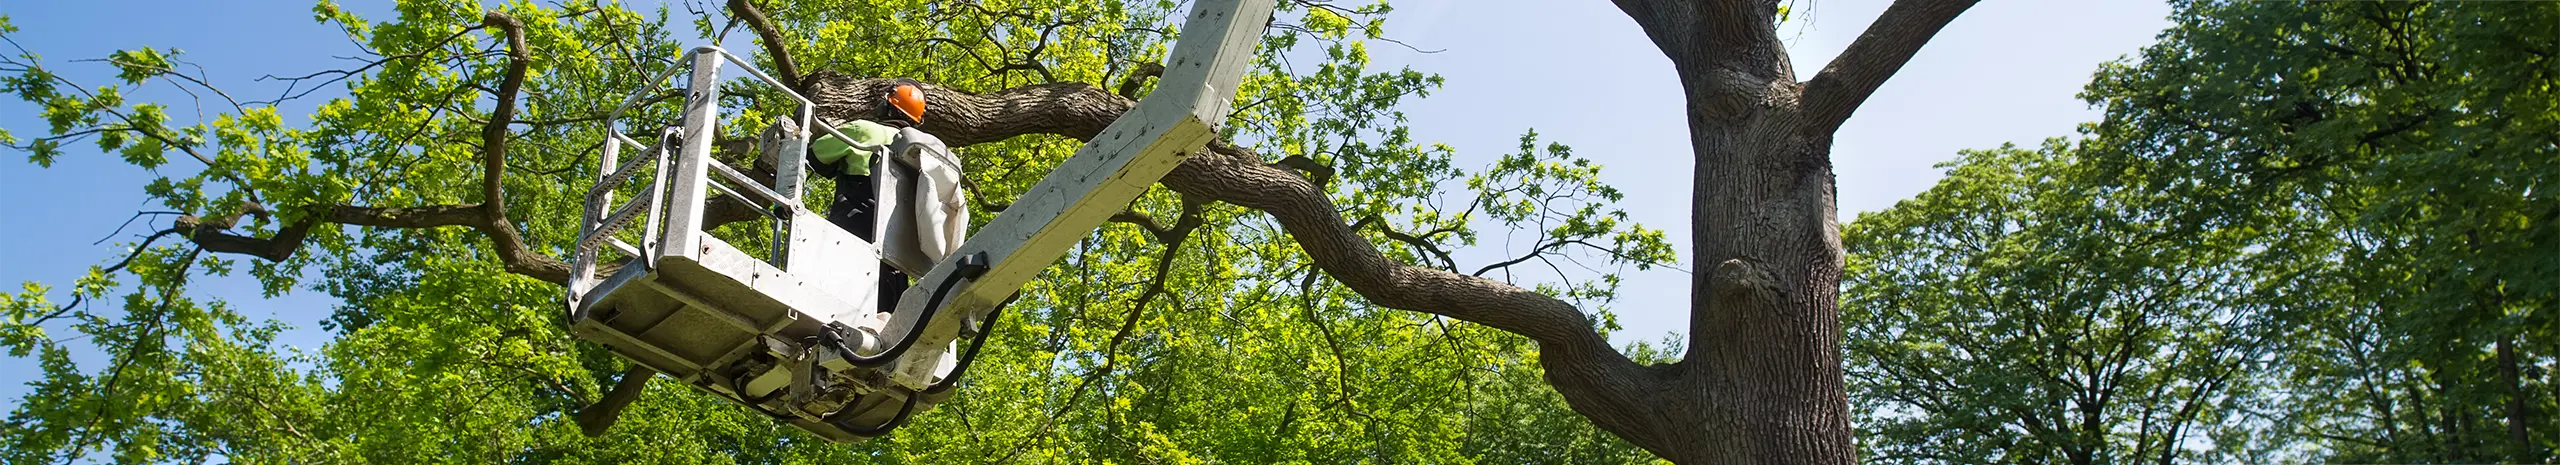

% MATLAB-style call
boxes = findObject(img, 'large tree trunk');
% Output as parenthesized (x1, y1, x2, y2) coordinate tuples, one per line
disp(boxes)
(1675, 120, 1853, 464)
(1654, 75, 1857, 465)
(1611, 0, 1973, 461)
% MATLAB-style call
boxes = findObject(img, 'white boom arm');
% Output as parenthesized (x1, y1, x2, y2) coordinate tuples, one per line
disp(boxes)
(840, 0, 1275, 385)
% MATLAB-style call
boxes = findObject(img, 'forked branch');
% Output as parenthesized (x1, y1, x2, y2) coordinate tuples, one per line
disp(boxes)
(144, 10, 571, 284)
(1799, 0, 1979, 130)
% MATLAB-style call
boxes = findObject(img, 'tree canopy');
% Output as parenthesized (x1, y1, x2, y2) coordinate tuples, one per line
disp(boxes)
(0, 0, 1675, 462)
(1845, 1, 2555, 463)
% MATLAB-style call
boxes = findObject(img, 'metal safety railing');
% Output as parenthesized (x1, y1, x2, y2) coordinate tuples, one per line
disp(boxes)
(565, 46, 873, 308)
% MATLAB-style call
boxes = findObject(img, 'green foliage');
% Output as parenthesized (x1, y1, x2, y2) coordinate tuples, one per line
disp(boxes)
(2081, 1, 2557, 463)
(0, 0, 1669, 463)
(1845, 142, 2297, 465)
(1849, 1, 2556, 463)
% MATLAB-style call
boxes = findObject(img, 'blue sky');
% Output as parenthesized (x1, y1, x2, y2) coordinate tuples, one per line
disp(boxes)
(1, 0, 2172, 403)
(1, 0, 401, 405)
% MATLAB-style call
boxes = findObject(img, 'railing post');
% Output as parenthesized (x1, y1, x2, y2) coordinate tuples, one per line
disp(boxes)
(771, 116, 809, 203)
(641, 128, 677, 265)
(660, 48, 725, 261)
(568, 130, 626, 313)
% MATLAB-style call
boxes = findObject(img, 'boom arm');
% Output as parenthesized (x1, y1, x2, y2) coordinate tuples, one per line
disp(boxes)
(836, 0, 1276, 387)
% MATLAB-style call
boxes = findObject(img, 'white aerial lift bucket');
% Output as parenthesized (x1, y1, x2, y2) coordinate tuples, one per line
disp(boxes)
(561, 0, 1274, 442)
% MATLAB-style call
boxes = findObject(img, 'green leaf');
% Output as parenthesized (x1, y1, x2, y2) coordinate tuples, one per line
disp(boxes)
(108, 48, 171, 85)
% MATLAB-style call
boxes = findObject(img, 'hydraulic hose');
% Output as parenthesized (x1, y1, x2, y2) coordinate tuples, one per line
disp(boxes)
(825, 294, 1012, 436)
(829, 393, 920, 436)
(816, 252, 1006, 436)
(923, 292, 1017, 395)
(827, 251, 990, 367)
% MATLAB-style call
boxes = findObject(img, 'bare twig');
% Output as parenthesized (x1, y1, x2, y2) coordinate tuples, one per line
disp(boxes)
(254, 26, 485, 106)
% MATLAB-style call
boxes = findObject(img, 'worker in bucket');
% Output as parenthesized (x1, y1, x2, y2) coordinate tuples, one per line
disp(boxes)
(809, 79, 971, 314)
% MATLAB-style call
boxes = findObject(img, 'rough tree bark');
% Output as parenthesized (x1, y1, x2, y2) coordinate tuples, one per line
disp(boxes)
(156, 0, 1977, 462)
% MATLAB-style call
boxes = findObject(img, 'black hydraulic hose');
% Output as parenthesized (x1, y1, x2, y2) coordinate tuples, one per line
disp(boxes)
(826, 297, 1004, 436)
(830, 393, 921, 436)
(923, 293, 1015, 395)
(820, 298, 1006, 437)
(814, 253, 1001, 436)
(828, 251, 990, 367)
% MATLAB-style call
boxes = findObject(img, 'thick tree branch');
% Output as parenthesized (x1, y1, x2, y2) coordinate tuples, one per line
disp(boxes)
(1608, 0, 1783, 66)
(1269, 155, 1335, 188)
(575, 365, 657, 437)
(807, 72, 1130, 144)
(812, 74, 1616, 347)
(1609, 0, 1795, 125)
(165, 11, 570, 286)
(472, 11, 559, 282)
(1162, 146, 1661, 371)
(477, 12, 528, 222)
(1607, 0, 1698, 56)
(175, 203, 574, 283)
(174, 216, 311, 263)
(1798, 0, 1978, 130)
(727, 0, 803, 91)
(809, 75, 1675, 445)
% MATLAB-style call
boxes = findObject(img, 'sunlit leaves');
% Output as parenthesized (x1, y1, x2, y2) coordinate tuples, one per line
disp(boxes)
(1, 283, 57, 357)
(106, 48, 175, 86)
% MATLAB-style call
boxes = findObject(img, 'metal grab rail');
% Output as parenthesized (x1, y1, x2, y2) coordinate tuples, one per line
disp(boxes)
(569, 46, 841, 305)
(571, 133, 658, 302)
(576, 180, 659, 258)
(706, 156, 803, 211)
(585, 133, 668, 207)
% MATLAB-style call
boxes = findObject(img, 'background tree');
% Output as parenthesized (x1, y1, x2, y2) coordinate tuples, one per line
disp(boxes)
(2079, 1, 2555, 462)
(1842, 142, 2312, 465)
(1840, 1, 2555, 463)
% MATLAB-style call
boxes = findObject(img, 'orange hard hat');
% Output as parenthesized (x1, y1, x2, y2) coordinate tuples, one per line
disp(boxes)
(888, 82, 927, 124)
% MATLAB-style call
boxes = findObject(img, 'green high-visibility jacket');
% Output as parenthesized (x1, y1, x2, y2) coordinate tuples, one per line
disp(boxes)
(811, 120, 898, 176)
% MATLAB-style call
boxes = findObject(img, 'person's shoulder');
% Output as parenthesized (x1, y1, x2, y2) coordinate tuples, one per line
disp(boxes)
(896, 126, 944, 145)
(844, 119, 894, 133)
(843, 120, 899, 143)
